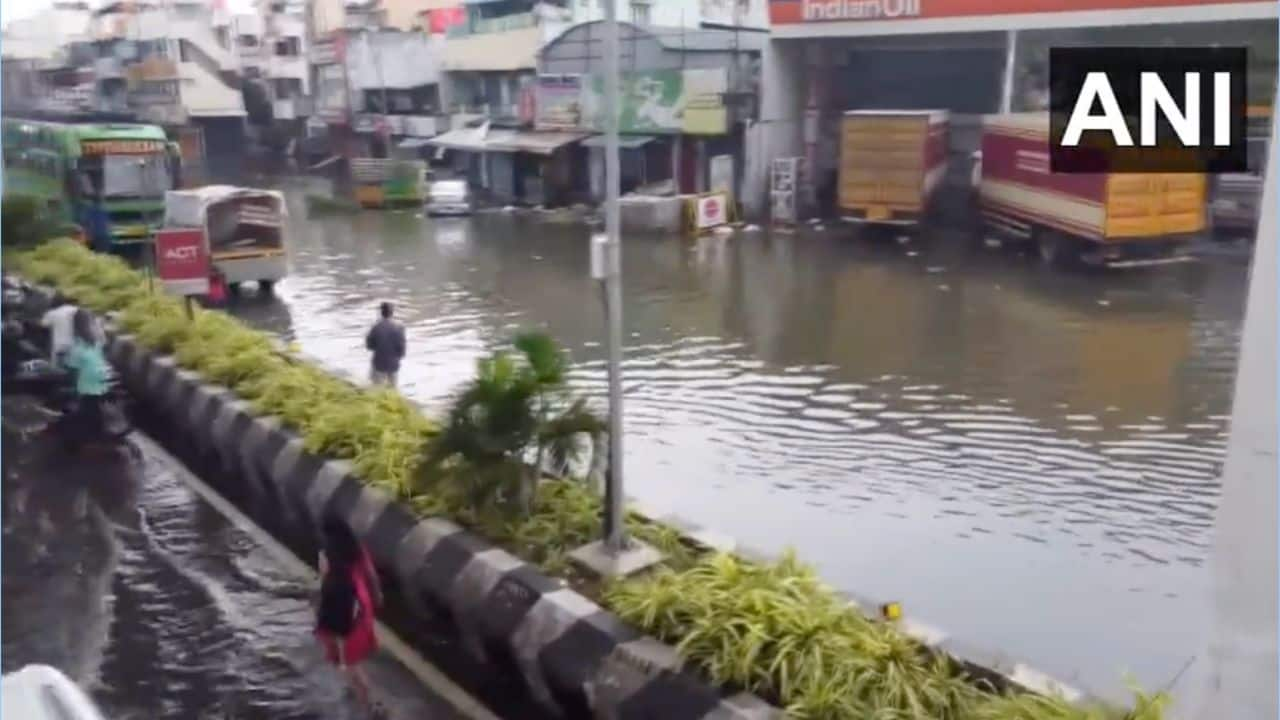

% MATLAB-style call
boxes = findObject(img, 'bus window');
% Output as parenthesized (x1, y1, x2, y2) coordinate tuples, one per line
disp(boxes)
(108, 154, 171, 196)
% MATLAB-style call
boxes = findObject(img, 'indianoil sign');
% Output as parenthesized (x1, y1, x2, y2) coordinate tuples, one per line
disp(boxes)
(770, 0, 1267, 24)
(799, 0, 919, 22)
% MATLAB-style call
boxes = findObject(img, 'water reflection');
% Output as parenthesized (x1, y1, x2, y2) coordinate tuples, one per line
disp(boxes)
(251, 189, 1248, 699)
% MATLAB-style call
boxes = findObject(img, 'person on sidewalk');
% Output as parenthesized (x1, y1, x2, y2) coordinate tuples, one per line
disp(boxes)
(315, 515, 384, 718)
(364, 302, 405, 387)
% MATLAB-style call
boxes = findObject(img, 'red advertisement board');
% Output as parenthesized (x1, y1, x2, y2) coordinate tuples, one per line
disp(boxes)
(427, 6, 466, 34)
(154, 228, 211, 297)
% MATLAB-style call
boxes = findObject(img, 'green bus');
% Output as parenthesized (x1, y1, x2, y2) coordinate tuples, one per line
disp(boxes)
(2, 118, 181, 250)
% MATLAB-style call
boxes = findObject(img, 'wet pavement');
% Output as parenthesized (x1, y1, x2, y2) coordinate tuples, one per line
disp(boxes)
(231, 178, 1255, 698)
(1, 392, 477, 720)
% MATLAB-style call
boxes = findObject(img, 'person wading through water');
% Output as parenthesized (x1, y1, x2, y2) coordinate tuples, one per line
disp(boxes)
(365, 302, 405, 387)
(63, 309, 109, 444)
(315, 515, 385, 717)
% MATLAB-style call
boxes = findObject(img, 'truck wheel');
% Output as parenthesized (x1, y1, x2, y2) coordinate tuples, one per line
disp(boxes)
(228, 282, 243, 295)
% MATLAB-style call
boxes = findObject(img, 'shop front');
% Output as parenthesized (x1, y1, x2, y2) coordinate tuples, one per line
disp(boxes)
(755, 0, 1279, 217)
(537, 21, 763, 206)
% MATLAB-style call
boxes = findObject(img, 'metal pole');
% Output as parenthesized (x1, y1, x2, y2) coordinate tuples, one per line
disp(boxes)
(999, 30, 1018, 114)
(601, 0, 626, 552)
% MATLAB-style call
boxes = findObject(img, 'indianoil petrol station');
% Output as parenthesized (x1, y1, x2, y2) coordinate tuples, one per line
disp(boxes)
(746, 0, 1279, 216)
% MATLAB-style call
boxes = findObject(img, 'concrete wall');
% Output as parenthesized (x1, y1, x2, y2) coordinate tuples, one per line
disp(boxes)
(309, 0, 346, 36)
(1, 5, 92, 62)
(443, 27, 542, 72)
(180, 60, 248, 118)
(346, 30, 443, 91)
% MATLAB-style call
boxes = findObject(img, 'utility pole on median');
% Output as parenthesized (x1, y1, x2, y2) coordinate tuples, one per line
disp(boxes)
(571, 0, 660, 578)
(600, 0, 625, 554)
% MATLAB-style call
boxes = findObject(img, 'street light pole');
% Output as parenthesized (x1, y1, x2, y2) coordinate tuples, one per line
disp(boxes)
(600, 0, 626, 553)
(571, 0, 661, 578)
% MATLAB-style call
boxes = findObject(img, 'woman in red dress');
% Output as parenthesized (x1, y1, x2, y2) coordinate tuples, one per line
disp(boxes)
(316, 516, 384, 716)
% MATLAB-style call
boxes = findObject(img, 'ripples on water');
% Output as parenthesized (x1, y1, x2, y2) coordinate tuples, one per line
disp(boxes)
(2, 406, 453, 719)
(236, 181, 1249, 698)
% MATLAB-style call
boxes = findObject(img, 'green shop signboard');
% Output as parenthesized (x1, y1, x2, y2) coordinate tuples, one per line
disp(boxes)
(588, 69, 685, 134)
(586, 69, 728, 135)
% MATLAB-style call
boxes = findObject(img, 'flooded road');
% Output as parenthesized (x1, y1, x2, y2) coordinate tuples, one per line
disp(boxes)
(1, 394, 475, 720)
(237, 181, 1251, 700)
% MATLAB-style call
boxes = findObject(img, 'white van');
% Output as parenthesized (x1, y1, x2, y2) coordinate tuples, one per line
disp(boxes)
(426, 179, 473, 217)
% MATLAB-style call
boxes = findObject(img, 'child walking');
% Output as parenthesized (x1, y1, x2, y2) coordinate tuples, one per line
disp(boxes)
(315, 515, 385, 717)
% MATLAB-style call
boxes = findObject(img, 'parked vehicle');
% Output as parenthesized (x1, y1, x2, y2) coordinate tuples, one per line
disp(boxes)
(2, 665, 108, 720)
(352, 158, 428, 209)
(1209, 109, 1271, 240)
(838, 110, 949, 226)
(163, 185, 288, 294)
(977, 112, 1207, 268)
(1, 118, 180, 250)
(426, 179, 473, 217)
(1211, 172, 1263, 238)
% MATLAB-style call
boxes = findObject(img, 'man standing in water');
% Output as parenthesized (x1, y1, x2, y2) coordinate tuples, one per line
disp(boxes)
(365, 302, 405, 387)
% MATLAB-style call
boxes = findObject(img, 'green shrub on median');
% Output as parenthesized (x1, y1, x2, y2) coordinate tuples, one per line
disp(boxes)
(12, 239, 1170, 720)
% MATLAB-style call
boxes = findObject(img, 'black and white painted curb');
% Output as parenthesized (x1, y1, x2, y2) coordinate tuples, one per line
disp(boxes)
(99, 328, 783, 720)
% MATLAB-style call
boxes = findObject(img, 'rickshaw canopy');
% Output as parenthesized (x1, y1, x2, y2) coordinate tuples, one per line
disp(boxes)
(163, 185, 288, 228)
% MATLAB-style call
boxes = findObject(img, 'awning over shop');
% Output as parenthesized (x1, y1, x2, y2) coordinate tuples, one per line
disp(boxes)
(580, 135, 656, 149)
(398, 137, 434, 149)
(427, 127, 593, 155)
(486, 130, 594, 155)
(427, 126, 490, 152)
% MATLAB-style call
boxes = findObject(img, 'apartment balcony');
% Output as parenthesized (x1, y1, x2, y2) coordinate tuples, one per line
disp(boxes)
(442, 25, 540, 72)
(133, 100, 188, 125)
(310, 41, 338, 66)
(94, 94, 132, 114)
(352, 112, 447, 137)
(448, 11, 535, 37)
(268, 54, 307, 81)
(273, 96, 314, 120)
(396, 114, 445, 137)
(451, 103, 518, 121)
(93, 56, 125, 80)
(266, 13, 305, 38)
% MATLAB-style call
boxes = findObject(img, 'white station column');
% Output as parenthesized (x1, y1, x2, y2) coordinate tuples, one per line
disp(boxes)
(1194, 97, 1279, 720)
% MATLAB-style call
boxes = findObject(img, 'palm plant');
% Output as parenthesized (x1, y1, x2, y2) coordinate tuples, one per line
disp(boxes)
(418, 331, 605, 516)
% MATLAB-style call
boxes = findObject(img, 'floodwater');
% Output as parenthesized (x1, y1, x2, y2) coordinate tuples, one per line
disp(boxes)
(235, 180, 1251, 701)
(0, 394, 469, 720)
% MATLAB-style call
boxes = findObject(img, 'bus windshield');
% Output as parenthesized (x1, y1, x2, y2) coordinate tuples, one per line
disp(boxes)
(79, 153, 172, 200)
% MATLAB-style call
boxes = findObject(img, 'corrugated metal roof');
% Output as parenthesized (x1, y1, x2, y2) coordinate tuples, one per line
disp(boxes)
(487, 129, 593, 155)
(545, 21, 766, 54)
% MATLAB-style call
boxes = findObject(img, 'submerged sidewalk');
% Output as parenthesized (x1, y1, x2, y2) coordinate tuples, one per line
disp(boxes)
(1, 392, 489, 720)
